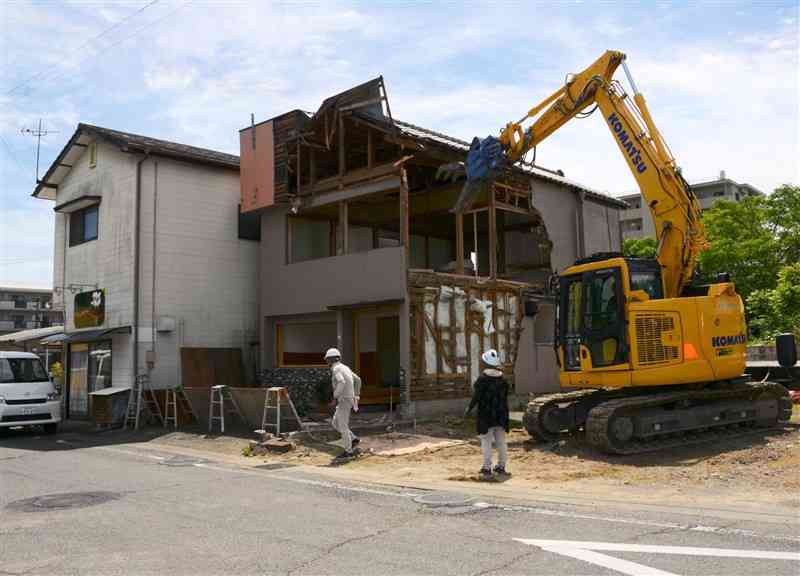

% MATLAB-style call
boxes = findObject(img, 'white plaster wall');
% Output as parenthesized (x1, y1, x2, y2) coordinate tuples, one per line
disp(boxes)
(136, 158, 258, 389)
(55, 141, 137, 331)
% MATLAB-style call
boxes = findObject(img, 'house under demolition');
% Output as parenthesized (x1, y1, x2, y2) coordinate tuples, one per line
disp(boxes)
(241, 77, 626, 415)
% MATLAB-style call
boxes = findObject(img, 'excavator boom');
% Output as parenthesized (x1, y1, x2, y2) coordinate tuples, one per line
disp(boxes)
(449, 50, 706, 297)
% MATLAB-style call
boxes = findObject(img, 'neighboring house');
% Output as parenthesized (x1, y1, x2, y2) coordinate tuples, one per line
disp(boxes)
(33, 124, 258, 419)
(619, 171, 764, 240)
(0, 287, 62, 335)
(240, 78, 627, 415)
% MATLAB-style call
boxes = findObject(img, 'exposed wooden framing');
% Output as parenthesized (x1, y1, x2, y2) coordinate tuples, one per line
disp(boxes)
(309, 162, 398, 196)
(433, 293, 441, 378)
(495, 202, 532, 216)
(488, 185, 497, 279)
(399, 168, 410, 263)
(449, 290, 457, 376)
(337, 201, 349, 255)
(473, 212, 478, 278)
(455, 212, 464, 275)
(366, 128, 374, 169)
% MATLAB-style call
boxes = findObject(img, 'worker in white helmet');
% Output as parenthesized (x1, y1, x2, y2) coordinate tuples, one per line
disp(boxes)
(465, 349, 510, 479)
(325, 347, 360, 458)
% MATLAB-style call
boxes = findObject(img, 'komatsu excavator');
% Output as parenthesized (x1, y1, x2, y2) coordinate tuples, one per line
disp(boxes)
(441, 50, 791, 454)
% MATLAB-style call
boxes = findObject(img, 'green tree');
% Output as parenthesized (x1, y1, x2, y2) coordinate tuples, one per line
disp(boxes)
(622, 237, 657, 258)
(746, 263, 800, 340)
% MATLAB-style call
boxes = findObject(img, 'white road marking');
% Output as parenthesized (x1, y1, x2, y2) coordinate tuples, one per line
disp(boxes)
(538, 546, 679, 576)
(516, 539, 800, 576)
(516, 539, 800, 561)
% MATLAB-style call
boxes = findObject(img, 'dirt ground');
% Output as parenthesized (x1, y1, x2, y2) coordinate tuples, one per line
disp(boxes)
(152, 407, 800, 508)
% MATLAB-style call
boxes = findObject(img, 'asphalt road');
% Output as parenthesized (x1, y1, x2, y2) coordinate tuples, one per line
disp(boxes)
(1, 428, 799, 576)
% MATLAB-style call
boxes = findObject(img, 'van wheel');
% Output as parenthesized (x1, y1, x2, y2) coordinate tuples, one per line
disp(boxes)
(43, 423, 58, 435)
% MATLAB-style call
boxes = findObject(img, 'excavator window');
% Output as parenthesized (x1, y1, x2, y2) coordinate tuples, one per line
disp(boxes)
(560, 276, 583, 371)
(627, 259, 663, 300)
(583, 268, 626, 367)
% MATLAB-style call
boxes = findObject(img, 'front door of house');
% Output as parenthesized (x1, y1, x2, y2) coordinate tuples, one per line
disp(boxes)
(68, 343, 89, 418)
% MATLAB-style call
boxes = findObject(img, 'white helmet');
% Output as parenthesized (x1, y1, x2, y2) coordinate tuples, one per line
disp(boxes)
(324, 348, 342, 361)
(481, 349, 500, 367)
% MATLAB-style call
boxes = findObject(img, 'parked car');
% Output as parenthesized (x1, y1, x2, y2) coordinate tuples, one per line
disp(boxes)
(0, 351, 61, 434)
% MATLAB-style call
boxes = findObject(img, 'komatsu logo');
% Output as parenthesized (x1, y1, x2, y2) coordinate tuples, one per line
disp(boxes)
(607, 113, 648, 174)
(711, 334, 746, 347)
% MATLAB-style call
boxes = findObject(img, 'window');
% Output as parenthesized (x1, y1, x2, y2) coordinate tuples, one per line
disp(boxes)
(13, 315, 25, 329)
(70, 205, 99, 246)
(238, 205, 261, 241)
(289, 217, 332, 263)
(0, 357, 48, 383)
(13, 296, 26, 309)
(88, 141, 97, 168)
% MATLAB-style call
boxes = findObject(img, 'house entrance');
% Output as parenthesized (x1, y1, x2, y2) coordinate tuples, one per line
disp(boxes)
(354, 308, 400, 405)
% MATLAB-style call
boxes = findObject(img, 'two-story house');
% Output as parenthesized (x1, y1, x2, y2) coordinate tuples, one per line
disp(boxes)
(33, 125, 258, 419)
(240, 78, 627, 416)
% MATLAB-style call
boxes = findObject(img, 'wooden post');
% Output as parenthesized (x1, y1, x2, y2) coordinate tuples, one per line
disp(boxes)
(296, 141, 301, 196)
(338, 115, 345, 178)
(399, 168, 410, 264)
(489, 185, 497, 279)
(309, 148, 316, 187)
(338, 201, 349, 255)
(455, 212, 464, 275)
(367, 128, 374, 169)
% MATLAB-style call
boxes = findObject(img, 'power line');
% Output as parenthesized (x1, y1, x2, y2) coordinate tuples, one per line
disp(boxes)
(20, 0, 193, 96)
(0, 134, 29, 172)
(5, 0, 161, 96)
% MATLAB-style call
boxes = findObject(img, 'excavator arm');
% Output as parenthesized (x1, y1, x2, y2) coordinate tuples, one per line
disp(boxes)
(445, 50, 707, 298)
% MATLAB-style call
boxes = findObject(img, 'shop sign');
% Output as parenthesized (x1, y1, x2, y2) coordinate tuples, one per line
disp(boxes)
(74, 289, 105, 328)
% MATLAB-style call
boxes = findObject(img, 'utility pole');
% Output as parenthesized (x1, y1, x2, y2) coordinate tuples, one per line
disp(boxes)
(21, 119, 57, 182)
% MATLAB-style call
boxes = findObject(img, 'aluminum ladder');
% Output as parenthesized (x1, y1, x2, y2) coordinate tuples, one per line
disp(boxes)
(125, 373, 164, 430)
(164, 386, 197, 429)
(259, 386, 304, 436)
(208, 385, 247, 433)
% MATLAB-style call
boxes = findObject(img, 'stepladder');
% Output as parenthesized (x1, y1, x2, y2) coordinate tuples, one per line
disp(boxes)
(260, 387, 305, 436)
(208, 385, 247, 434)
(164, 387, 197, 429)
(125, 373, 163, 430)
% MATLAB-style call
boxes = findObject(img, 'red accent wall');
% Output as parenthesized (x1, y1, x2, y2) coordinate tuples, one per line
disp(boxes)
(239, 121, 275, 212)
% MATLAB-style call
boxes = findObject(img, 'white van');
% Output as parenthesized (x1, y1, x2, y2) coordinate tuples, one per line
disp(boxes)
(0, 351, 61, 434)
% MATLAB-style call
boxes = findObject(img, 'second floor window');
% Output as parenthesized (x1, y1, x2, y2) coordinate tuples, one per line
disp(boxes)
(70, 205, 99, 247)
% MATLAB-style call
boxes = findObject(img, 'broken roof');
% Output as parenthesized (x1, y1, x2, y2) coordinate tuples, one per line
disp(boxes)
(351, 113, 627, 208)
(33, 123, 239, 200)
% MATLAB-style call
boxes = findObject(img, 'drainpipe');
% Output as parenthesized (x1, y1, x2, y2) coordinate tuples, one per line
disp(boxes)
(133, 152, 150, 389)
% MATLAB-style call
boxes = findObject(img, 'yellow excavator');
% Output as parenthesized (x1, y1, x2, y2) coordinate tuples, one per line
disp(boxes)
(441, 50, 791, 454)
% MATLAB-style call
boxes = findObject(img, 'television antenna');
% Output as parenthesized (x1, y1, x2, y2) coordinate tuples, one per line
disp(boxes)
(21, 119, 58, 183)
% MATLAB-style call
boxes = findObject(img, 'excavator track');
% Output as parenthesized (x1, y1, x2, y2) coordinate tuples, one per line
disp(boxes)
(523, 389, 605, 441)
(585, 381, 793, 455)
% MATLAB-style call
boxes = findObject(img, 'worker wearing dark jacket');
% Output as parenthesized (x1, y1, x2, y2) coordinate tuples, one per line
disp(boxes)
(465, 349, 510, 479)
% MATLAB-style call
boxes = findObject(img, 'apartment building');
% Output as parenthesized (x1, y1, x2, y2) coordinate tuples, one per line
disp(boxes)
(619, 171, 764, 240)
(0, 287, 62, 336)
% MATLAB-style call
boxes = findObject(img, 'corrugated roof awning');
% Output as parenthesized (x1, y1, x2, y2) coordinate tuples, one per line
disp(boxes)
(0, 325, 65, 344)
(56, 326, 132, 344)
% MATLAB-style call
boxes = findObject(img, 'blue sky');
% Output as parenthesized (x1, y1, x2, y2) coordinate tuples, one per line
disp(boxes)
(1, 0, 798, 288)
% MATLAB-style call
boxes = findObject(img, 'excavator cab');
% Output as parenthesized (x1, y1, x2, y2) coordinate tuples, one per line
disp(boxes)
(555, 256, 664, 383)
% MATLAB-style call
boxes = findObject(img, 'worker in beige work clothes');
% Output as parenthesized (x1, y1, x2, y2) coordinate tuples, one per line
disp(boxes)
(325, 348, 361, 458)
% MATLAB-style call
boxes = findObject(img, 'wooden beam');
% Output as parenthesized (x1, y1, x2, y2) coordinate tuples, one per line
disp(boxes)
(399, 168, 410, 264)
(338, 201, 349, 255)
(489, 188, 497, 279)
(367, 128, 374, 169)
(296, 140, 301, 196)
(309, 148, 316, 187)
(455, 212, 464, 275)
(338, 115, 345, 178)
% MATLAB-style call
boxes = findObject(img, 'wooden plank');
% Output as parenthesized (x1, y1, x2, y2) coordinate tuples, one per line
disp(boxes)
(338, 115, 345, 178)
(423, 309, 451, 372)
(367, 128, 374, 169)
(455, 212, 464, 275)
(338, 201, 349, 255)
(399, 167, 410, 263)
(433, 291, 441, 378)
(489, 186, 497, 279)
(296, 140, 301, 196)
(449, 287, 457, 378)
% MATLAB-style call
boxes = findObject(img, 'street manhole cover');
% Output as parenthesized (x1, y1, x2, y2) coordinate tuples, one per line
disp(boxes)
(158, 456, 207, 467)
(7, 491, 121, 512)
(413, 492, 474, 507)
(256, 463, 297, 470)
